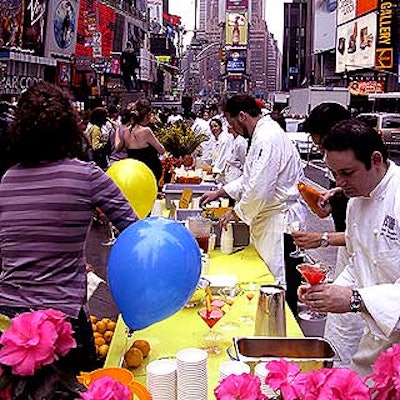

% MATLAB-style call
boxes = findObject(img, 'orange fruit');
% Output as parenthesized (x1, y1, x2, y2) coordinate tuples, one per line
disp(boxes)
(92, 324, 97, 332)
(124, 346, 144, 368)
(90, 315, 97, 324)
(104, 330, 114, 343)
(93, 331, 102, 338)
(94, 336, 106, 347)
(106, 321, 117, 331)
(133, 340, 150, 358)
(98, 344, 109, 357)
(96, 321, 107, 334)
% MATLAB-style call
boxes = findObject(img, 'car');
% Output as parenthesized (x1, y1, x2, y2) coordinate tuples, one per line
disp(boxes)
(356, 113, 400, 147)
(284, 118, 320, 159)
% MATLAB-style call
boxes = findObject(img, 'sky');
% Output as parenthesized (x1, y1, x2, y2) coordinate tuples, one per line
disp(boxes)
(169, 0, 287, 51)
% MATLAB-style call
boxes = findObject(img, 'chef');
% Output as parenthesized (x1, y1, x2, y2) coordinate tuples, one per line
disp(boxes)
(224, 124, 248, 183)
(299, 119, 400, 376)
(201, 94, 308, 316)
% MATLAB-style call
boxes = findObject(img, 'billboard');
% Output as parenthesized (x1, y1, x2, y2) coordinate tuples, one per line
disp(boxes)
(225, 11, 248, 46)
(337, 0, 356, 26)
(336, 12, 377, 73)
(0, 0, 24, 48)
(375, 0, 395, 70)
(348, 79, 385, 95)
(45, 0, 79, 58)
(148, 0, 163, 34)
(226, 0, 248, 11)
(314, 0, 337, 52)
(22, 0, 47, 56)
(226, 57, 246, 73)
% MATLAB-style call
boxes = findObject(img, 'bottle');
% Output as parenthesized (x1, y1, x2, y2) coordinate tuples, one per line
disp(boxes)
(232, 17, 240, 46)
(220, 222, 234, 254)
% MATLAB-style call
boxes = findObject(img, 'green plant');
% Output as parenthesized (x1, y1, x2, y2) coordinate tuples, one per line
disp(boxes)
(155, 121, 209, 158)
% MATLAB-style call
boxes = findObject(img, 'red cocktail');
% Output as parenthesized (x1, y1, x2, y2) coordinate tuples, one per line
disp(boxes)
(198, 307, 224, 328)
(195, 236, 210, 253)
(297, 264, 326, 285)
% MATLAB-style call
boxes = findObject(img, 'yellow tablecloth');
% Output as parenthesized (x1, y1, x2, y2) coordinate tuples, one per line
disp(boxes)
(105, 245, 304, 399)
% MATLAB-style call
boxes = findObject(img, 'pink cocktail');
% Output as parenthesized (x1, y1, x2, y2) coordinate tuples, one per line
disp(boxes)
(198, 307, 224, 328)
(297, 264, 326, 285)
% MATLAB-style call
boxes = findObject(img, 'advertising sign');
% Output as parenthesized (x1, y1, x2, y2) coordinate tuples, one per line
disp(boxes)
(226, 57, 246, 73)
(348, 80, 385, 95)
(226, 0, 248, 11)
(45, 0, 80, 58)
(356, 0, 378, 17)
(22, 0, 47, 56)
(314, 0, 337, 52)
(225, 11, 248, 46)
(336, 12, 377, 73)
(337, 0, 356, 26)
(148, 0, 163, 34)
(375, 0, 395, 70)
(0, 0, 24, 48)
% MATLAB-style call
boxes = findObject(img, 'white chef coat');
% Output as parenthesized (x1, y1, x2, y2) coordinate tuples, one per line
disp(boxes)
(335, 161, 400, 376)
(225, 134, 248, 183)
(223, 115, 308, 284)
(192, 118, 215, 163)
(211, 130, 233, 183)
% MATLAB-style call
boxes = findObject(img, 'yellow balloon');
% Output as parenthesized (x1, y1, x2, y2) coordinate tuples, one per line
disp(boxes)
(107, 159, 157, 219)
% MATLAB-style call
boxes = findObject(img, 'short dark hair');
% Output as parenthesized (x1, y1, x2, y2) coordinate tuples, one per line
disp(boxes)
(89, 107, 107, 126)
(224, 94, 262, 118)
(323, 119, 388, 169)
(210, 117, 223, 129)
(9, 82, 84, 164)
(303, 102, 350, 137)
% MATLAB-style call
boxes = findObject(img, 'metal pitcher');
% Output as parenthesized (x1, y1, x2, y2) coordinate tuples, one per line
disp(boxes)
(254, 285, 286, 337)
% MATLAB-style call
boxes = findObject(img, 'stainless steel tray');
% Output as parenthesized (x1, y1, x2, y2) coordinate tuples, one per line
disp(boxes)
(230, 337, 338, 371)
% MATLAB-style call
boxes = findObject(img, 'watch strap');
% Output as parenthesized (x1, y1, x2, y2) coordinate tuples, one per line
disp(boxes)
(349, 289, 362, 312)
(320, 232, 329, 247)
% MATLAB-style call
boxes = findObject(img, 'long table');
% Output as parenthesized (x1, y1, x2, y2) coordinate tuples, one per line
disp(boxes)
(105, 245, 304, 398)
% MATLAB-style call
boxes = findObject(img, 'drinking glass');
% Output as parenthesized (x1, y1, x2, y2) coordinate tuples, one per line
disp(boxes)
(198, 306, 225, 355)
(218, 286, 243, 330)
(239, 282, 257, 324)
(288, 220, 306, 258)
(296, 263, 327, 320)
(188, 217, 212, 253)
(102, 222, 118, 246)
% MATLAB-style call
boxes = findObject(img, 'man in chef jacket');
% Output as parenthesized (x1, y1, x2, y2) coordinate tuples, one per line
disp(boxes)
(201, 94, 308, 316)
(298, 119, 400, 376)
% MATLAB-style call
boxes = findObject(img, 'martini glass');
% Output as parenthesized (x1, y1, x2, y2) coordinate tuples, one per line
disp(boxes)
(218, 286, 243, 330)
(239, 282, 257, 324)
(296, 263, 327, 320)
(198, 307, 225, 355)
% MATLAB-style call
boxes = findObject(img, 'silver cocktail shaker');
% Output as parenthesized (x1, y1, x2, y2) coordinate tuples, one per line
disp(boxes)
(254, 285, 286, 337)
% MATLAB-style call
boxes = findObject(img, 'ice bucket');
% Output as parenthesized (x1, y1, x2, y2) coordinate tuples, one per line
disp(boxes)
(228, 337, 338, 372)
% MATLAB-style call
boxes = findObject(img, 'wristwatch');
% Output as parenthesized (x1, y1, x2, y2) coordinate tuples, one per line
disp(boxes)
(320, 232, 329, 247)
(349, 290, 363, 313)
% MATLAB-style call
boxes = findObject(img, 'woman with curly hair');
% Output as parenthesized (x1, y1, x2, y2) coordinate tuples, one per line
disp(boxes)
(115, 99, 165, 184)
(0, 82, 138, 373)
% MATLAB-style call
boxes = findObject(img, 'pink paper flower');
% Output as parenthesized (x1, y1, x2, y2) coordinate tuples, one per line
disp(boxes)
(0, 309, 76, 376)
(214, 373, 266, 400)
(367, 343, 400, 400)
(80, 377, 132, 400)
(264, 358, 306, 400)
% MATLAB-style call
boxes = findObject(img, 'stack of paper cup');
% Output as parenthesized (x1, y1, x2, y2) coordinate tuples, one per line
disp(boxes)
(151, 199, 163, 217)
(219, 360, 250, 381)
(176, 348, 208, 400)
(146, 359, 177, 400)
(254, 362, 276, 398)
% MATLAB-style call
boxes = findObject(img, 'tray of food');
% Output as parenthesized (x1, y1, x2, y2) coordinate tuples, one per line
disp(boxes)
(229, 337, 338, 371)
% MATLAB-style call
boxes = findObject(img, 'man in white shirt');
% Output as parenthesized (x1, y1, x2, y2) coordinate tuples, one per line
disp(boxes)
(299, 119, 400, 376)
(201, 95, 308, 315)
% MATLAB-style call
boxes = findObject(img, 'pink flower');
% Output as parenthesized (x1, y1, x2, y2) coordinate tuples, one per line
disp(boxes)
(0, 309, 76, 376)
(80, 377, 132, 400)
(41, 309, 76, 356)
(367, 343, 400, 400)
(265, 358, 306, 400)
(214, 373, 266, 400)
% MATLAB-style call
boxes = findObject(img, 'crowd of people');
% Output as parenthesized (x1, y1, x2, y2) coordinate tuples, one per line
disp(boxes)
(0, 82, 399, 382)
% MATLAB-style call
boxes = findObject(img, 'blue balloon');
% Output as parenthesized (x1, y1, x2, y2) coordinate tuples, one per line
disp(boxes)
(108, 217, 202, 330)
